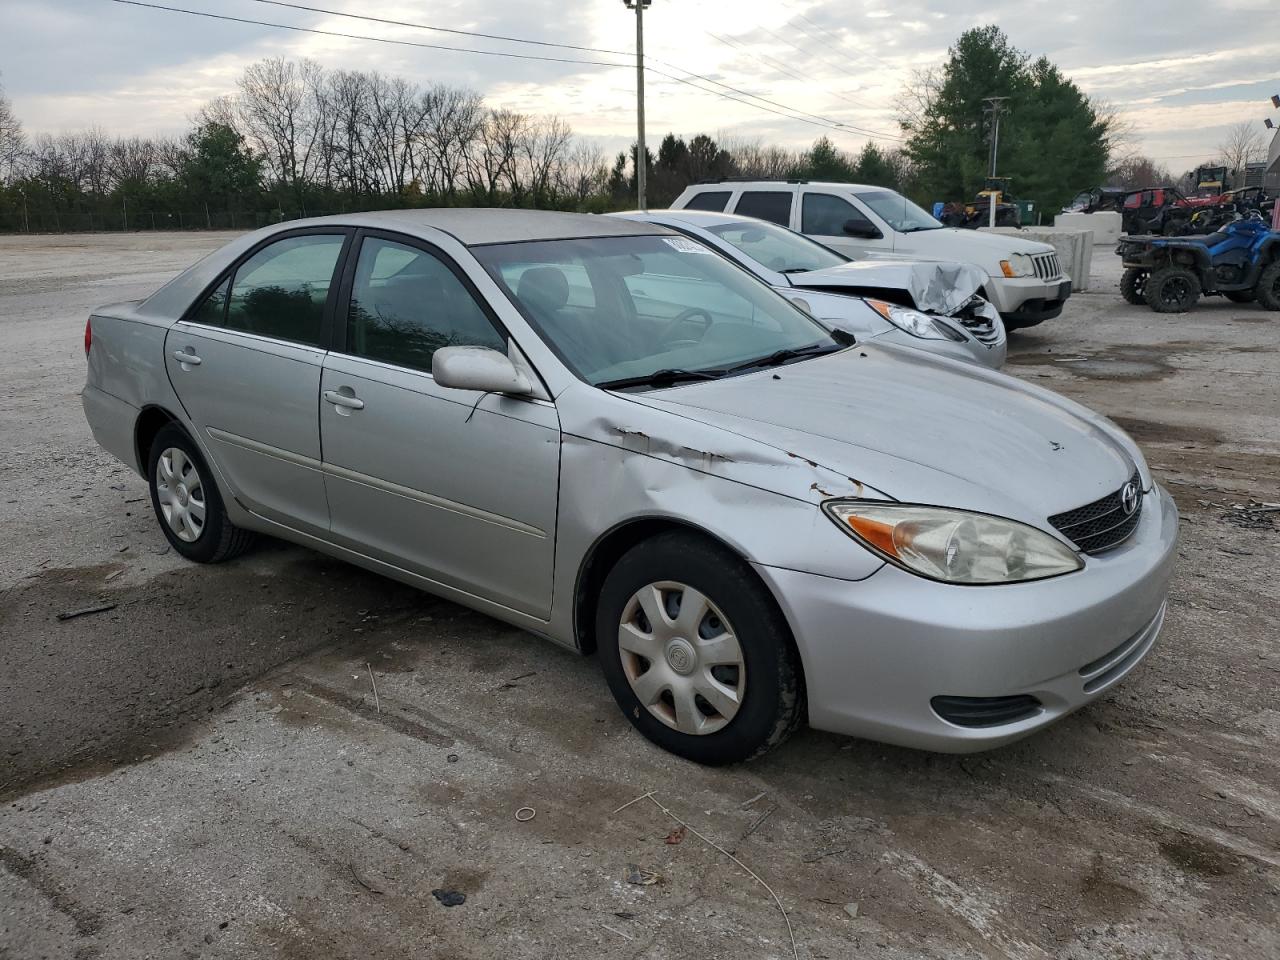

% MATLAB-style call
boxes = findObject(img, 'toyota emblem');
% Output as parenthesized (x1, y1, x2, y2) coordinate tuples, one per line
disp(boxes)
(1120, 482, 1139, 516)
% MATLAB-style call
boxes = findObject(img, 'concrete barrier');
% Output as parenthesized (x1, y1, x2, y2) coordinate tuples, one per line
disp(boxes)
(980, 227, 1094, 292)
(1054, 211, 1122, 246)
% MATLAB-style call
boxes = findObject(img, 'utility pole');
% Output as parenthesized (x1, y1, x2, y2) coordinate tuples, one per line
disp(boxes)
(624, 0, 651, 210)
(983, 96, 1010, 229)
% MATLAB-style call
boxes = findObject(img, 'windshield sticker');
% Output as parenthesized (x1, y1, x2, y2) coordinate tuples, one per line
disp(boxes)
(662, 237, 714, 255)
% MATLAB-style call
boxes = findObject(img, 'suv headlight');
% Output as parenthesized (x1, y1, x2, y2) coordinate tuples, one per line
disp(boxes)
(1000, 254, 1035, 278)
(823, 501, 1083, 584)
(866, 299, 966, 342)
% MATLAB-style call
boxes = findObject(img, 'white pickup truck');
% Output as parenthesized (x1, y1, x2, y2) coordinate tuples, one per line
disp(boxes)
(672, 180, 1072, 329)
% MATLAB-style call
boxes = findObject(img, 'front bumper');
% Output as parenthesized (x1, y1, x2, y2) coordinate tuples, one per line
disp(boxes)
(755, 483, 1178, 753)
(985, 276, 1073, 327)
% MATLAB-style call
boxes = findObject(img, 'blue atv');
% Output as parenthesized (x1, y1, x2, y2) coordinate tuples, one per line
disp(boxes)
(1116, 217, 1280, 313)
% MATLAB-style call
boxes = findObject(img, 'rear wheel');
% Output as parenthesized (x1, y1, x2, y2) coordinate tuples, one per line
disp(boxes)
(596, 532, 804, 764)
(1256, 261, 1280, 311)
(148, 423, 255, 563)
(1120, 268, 1149, 305)
(1145, 266, 1201, 313)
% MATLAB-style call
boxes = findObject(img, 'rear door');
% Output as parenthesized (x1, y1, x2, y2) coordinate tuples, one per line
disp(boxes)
(798, 189, 894, 258)
(730, 187, 797, 228)
(319, 231, 560, 618)
(164, 229, 349, 535)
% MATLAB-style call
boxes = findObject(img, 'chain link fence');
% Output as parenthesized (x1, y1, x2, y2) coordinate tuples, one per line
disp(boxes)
(0, 208, 356, 234)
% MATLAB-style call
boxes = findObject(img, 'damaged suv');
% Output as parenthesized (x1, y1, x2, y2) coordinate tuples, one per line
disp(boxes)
(82, 210, 1176, 764)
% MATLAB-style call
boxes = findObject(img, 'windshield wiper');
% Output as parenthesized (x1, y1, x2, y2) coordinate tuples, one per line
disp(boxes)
(723, 341, 844, 374)
(597, 367, 727, 390)
(778, 267, 813, 274)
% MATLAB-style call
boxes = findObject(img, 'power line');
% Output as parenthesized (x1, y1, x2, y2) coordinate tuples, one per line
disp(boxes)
(238, 0, 896, 142)
(110, 0, 899, 141)
(246, 0, 633, 58)
(108, 0, 632, 68)
(778, 1, 899, 72)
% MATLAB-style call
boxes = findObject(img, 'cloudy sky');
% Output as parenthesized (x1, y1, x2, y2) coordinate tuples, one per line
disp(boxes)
(1, 0, 1277, 170)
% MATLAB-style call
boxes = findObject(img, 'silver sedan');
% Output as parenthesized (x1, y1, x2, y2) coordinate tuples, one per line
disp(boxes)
(82, 209, 1177, 764)
(611, 209, 1007, 369)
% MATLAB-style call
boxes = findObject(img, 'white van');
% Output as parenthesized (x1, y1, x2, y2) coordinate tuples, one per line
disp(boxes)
(671, 180, 1072, 329)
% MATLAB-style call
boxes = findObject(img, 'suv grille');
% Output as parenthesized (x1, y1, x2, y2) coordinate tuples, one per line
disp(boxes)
(1048, 470, 1143, 554)
(1032, 252, 1062, 280)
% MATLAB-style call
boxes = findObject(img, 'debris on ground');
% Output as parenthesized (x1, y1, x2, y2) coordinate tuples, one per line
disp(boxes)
(1224, 501, 1279, 530)
(843, 903, 860, 920)
(431, 889, 466, 907)
(624, 863, 662, 886)
(601, 923, 633, 941)
(55, 603, 117, 622)
(664, 826, 686, 845)
(348, 864, 385, 895)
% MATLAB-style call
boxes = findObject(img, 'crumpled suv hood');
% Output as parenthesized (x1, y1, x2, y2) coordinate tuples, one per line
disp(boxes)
(625, 345, 1138, 528)
(787, 259, 988, 317)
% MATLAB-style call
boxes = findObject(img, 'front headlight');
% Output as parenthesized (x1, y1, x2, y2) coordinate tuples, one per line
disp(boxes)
(823, 501, 1083, 585)
(866, 299, 966, 342)
(999, 253, 1034, 278)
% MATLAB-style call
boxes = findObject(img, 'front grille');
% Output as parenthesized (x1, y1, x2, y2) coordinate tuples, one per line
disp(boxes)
(1032, 252, 1062, 280)
(931, 695, 1042, 728)
(1049, 470, 1143, 554)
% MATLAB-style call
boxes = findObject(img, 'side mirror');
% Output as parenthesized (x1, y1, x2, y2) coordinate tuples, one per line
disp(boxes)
(432, 346, 533, 396)
(842, 219, 882, 239)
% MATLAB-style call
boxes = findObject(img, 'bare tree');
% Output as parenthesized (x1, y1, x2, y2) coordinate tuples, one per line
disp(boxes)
(237, 58, 325, 209)
(0, 80, 25, 179)
(1217, 121, 1265, 179)
(519, 115, 573, 204)
(419, 84, 484, 198)
(894, 66, 942, 136)
(557, 141, 608, 204)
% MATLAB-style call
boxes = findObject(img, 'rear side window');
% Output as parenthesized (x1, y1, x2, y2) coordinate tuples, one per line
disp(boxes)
(684, 190, 731, 212)
(224, 234, 345, 346)
(190, 277, 229, 326)
(802, 193, 874, 236)
(733, 191, 793, 226)
(345, 237, 505, 374)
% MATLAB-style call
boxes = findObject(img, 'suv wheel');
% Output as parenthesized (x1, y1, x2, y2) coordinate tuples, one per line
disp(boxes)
(148, 423, 255, 563)
(596, 532, 804, 764)
(1120, 268, 1149, 305)
(1257, 260, 1280, 311)
(1145, 265, 1201, 313)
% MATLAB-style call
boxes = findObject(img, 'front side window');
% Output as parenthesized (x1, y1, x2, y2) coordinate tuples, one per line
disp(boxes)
(684, 190, 731, 212)
(346, 237, 505, 373)
(474, 235, 843, 388)
(854, 190, 944, 233)
(733, 191, 793, 226)
(802, 193, 876, 237)
(224, 234, 345, 345)
(706, 219, 846, 274)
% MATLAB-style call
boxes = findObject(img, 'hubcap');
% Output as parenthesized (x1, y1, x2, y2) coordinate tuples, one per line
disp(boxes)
(617, 581, 746, 736)
(155, 447, 206, 543)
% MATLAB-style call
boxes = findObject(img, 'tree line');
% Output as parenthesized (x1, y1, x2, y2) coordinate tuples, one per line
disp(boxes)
(0, 26, 1231, 233)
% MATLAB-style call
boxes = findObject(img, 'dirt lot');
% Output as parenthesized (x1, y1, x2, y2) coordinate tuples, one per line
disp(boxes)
(1, 231, 1277, 960)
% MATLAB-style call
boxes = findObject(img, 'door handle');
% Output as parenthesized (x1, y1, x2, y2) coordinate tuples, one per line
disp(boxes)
(324, 389, 365, 411)
(172, 350, 202, 366)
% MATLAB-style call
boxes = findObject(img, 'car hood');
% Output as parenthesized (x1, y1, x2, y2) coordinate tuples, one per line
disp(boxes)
(787, 260, 987, 316)
(627, 346, 1136, 525)
(899, 227, 1055, 263)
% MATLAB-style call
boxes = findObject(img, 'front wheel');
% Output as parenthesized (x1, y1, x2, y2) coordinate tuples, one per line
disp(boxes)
(1145, 266, 1201, 313)
(596, 532, 804, 764)
(1256, 260, 1280, 311)
(148, 423, 255, 563)
(1120, 268, 1149, 305)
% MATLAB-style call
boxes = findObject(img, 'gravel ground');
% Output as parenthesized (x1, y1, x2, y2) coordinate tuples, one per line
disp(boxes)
(1, 230, 1277, 960)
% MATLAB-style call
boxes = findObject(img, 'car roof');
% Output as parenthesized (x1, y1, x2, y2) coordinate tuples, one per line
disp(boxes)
(283, 208, 674, 246)
(614, 209, 762, 229)
(688, 180, 885, 192)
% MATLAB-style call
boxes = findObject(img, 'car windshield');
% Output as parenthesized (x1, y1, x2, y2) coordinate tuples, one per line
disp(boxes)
(703, 219, 847, 274)
(473, 235, 845, 389)
(855, 190, 945, 233)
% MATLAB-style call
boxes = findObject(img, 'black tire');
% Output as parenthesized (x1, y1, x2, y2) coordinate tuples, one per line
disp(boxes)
(1145, 265, 1201, 313)
(1223, 289, 1256, 304)
(596, 532, 804, 765)
(1120, 267, 1149, 305)
(1257, 260, 1280, 311)
(147, 423, 255, 563)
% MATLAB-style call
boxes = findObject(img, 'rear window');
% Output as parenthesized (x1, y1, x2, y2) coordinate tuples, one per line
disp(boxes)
(684, 190, 732, 212)
(733, 191, 793, 226)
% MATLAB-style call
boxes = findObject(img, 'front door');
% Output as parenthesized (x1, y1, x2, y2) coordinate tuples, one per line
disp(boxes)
(319, 232, 560, 619)
(164, 230, 348, 535)
(798, 190, 895, 258)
